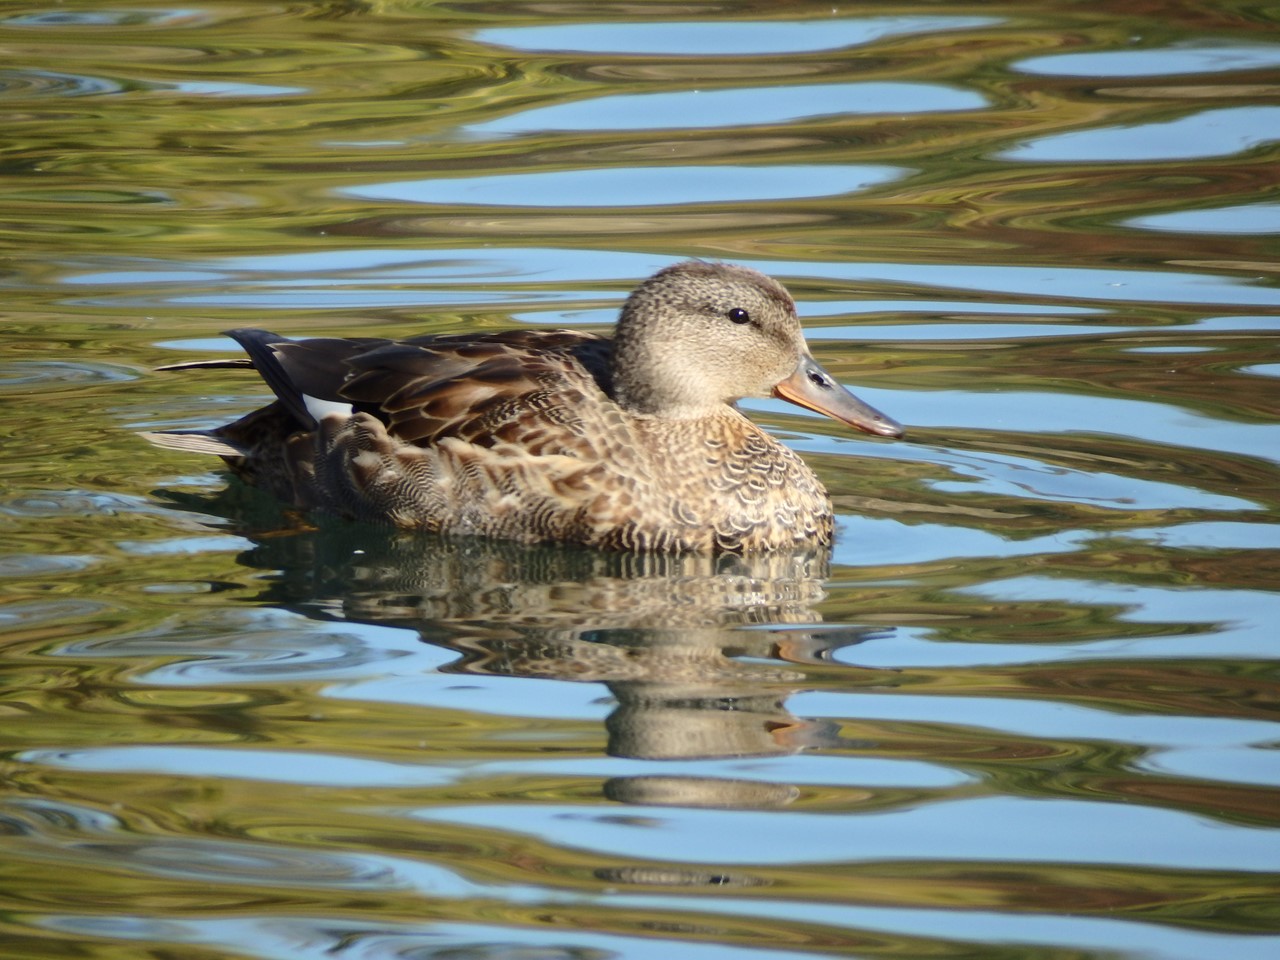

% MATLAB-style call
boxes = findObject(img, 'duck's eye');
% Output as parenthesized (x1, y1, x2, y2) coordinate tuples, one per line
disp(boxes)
(727, 307, 751, 325)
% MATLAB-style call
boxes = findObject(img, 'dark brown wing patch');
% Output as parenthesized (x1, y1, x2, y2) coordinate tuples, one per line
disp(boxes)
(332, 330, 611, 449)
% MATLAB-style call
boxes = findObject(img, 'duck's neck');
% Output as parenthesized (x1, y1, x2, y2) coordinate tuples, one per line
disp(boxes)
(610, 332, 728, 420)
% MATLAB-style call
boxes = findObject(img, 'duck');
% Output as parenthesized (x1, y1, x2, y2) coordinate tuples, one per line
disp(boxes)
(142, 260, 903, 553)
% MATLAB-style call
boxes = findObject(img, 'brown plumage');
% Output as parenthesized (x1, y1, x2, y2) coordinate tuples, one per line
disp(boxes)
(142, 260, 903, 553)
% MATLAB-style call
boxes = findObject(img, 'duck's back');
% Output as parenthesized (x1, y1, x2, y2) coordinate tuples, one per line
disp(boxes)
(316, 328, 622, 452)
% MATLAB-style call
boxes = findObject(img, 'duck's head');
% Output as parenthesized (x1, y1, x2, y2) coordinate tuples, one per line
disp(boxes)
(610, 260, 904, 438)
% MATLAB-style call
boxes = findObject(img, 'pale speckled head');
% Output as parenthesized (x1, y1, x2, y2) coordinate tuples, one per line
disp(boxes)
(611, 261, 903, 438)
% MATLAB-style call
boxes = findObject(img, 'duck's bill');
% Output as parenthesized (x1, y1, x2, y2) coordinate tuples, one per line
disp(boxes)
(773, 354, 904, 438)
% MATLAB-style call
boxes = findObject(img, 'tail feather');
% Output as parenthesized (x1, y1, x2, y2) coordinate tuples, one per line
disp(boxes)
(139, 430, 246, 457)
(223, 328, 317, 430)
(154, 358, 254, 372)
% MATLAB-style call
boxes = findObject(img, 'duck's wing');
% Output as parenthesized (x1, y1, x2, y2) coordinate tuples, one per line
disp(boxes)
(225, 327, 616, 451)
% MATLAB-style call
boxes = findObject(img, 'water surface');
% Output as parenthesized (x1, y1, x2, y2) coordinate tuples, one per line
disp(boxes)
(2, 2, 1279, 959)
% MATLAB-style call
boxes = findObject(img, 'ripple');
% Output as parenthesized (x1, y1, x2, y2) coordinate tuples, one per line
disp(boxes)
(1018, 42, 1280, 77)
(131, 840, 396, 886)
(915, 446, 1256, 511)
(1243, 363, 1280, 379)
(346, 165, 908, 208)
(4, 797, 396, 889)
(5, 187, 172, 205)
(0, 553, 98, 579)
(833, 626, 1280, 669)
(38, 916, 781, 960)
(0, 68, 123, 97)
(882, 388, 1280, 471)
(1000, 106, 1280, 163)
(0, 598, 112, 628)
(114, 535, 251, 557)
(58, 615, 420, 683)
(1122, 345, 1218, 353)
(56, 249, 1280, 313)
(499, 752, 969, 790)
(833, 516, 1087, 568)
(61, 247, 661, 288)
(0, 360, 137, 394)
(0, 490, 163, 518)
(161, 79, 307, 98)
(468, 83, 985, 136)
(1124, 201, 1280, 235)
(153, 337, 241, 353)
(1, 797, 120, 836)
(799, 691, 1280, 750)
(22, 745, 458, 787)
(412, 797, 1280, 870)
(36, 915, 195, 945)
(1118, 520, 1280, 550)
(956, 577, 1278, 655)
(475, 16, 999, 55)
(1141, 744, 1280, 787)
(1, 8, 209, 27)
(51, 248, 1280, 308)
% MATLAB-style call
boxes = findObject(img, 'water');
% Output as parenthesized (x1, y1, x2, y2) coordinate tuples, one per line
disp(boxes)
(2, 2, 1279, 958)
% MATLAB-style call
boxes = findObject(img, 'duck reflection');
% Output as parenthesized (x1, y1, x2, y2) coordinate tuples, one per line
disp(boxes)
(200, 496, 887, 808)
